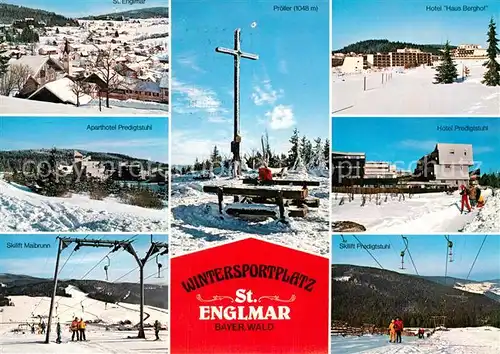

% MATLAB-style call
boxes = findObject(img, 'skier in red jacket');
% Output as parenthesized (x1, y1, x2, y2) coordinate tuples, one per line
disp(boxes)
(394, 317, 404, 343)
(460, 185, 471, 214)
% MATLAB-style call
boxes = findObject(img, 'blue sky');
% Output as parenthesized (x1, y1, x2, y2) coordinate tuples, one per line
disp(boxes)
(0, 234, 168, 284)
(2, 0, 168, 17)
(0, 117, 169, 163)
(332, 117, 500, 173)
(171, 0, 329, 164)
(332, 234, 500, 281)
(332, 0, 500, 49)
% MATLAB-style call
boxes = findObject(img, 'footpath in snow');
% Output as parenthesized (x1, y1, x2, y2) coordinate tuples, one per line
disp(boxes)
(0, 180, 168, 232)
(331, 327, 500, 354)
(332, 189, 499, 233)
(170, 175, 330, 256)
(331, 60, 500, 115)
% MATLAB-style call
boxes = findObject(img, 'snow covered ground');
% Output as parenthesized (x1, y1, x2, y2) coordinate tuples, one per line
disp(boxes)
(0, 286, 168, 353)
(332, 59, 500, 115)
(170, 174, 330, 256)
(0, 96, 168, 115)
(455, 281, 500, 296)
(332, 189, 499, 233)
(0, 180, 168, 232)
(332, 327, 500, 354)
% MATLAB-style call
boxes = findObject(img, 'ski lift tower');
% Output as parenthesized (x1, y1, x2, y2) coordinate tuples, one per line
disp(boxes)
(215, 28, 259, 177)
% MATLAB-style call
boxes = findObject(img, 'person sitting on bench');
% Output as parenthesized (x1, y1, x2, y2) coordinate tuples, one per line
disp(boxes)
(258, 165, 273, 181)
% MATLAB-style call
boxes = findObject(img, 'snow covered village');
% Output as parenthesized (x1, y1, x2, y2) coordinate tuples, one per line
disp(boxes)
(332, 117, 500, 233)
(331, 15, 500, 115)
(0, 234, 169, 353)
(0, 3, 169, 115)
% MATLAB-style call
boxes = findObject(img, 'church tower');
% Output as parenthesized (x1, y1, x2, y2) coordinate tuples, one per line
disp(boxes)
(62, 39, 73, 76)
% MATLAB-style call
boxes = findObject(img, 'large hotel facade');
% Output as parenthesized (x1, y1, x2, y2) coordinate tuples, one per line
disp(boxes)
(332, 43, 487, 73)
(366, 48, 433, 67)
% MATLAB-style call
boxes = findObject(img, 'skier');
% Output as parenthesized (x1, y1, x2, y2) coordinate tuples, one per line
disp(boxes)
(78, 318, 86, 341)
(388, 319, 396, 343)
(40, 320, 46, 334)
(71, 317, 79, 341)
(477, 194, 485, 208)
(469, 184, 477, 207)
(394, 317, 404, 343)
(56, 320, 62, 344)
(459, 185, 471, 214)
(31, 323, 35, 334)
(154, 320, 161, 340)
(418, 328, 425, 339)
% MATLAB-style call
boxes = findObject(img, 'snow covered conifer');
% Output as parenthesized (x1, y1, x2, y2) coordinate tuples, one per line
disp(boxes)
(482, 18, 500, 86)
(434, 41, 458, 84)
(0, 49, 9, 76)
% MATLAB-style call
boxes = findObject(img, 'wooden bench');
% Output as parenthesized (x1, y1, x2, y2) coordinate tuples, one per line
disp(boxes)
(242, 178, 321, 187)
(202, 185, 309, 220)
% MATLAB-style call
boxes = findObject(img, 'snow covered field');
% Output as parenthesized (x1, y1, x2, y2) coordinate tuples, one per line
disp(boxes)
(170, 174, 330, 256)
(332, 327, 500, 354)
(0, 96, 168, 115)
(331, 59, 500, 115)
(0, 180, 168, 232)
(0, 286, 168, 353)
(332, 189, 499, 233)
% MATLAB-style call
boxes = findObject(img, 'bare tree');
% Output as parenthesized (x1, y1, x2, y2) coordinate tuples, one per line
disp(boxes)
(92, 45, 120, 108)
(0, 64, 33, 96)
(71, 79, 91, 107)
(10, 64, 33, 93)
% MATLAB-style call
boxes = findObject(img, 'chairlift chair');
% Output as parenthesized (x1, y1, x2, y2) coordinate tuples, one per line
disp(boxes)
(104, 255, 110, 280)
(156, 254, 163, 278)
(400, 236, 409, 269)
(448, 240, 453, 262)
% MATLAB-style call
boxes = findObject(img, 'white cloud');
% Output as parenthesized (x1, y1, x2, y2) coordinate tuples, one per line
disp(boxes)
(171, 130, 231, 165)
(251, 80, 284, 106)
(266, 105, 295, 130)
(177, 54, 205, 73)
(172, 79, 228, 121)
(398, 140, 437, 150)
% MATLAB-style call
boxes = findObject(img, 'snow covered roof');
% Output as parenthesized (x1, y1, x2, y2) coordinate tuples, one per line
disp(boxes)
(27, 77, 93, 106)
(159, 73, 169, 89)
(332, 151, 365, 157)
(8, 55, 64, 75)
(135, 81, 160, 93)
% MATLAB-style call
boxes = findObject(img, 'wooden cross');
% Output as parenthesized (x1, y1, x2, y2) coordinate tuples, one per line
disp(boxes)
(216, 28, 259, 176)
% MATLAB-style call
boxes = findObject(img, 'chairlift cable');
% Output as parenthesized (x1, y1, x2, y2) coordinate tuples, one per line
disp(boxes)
(404, 236, 419, 276)
(466, 235, 488, 281)
(352, 235, 384, 269)
(57, 252, 161, 316)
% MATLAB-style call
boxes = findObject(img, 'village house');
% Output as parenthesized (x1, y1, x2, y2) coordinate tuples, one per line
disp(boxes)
(8, 55, 66, 97)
